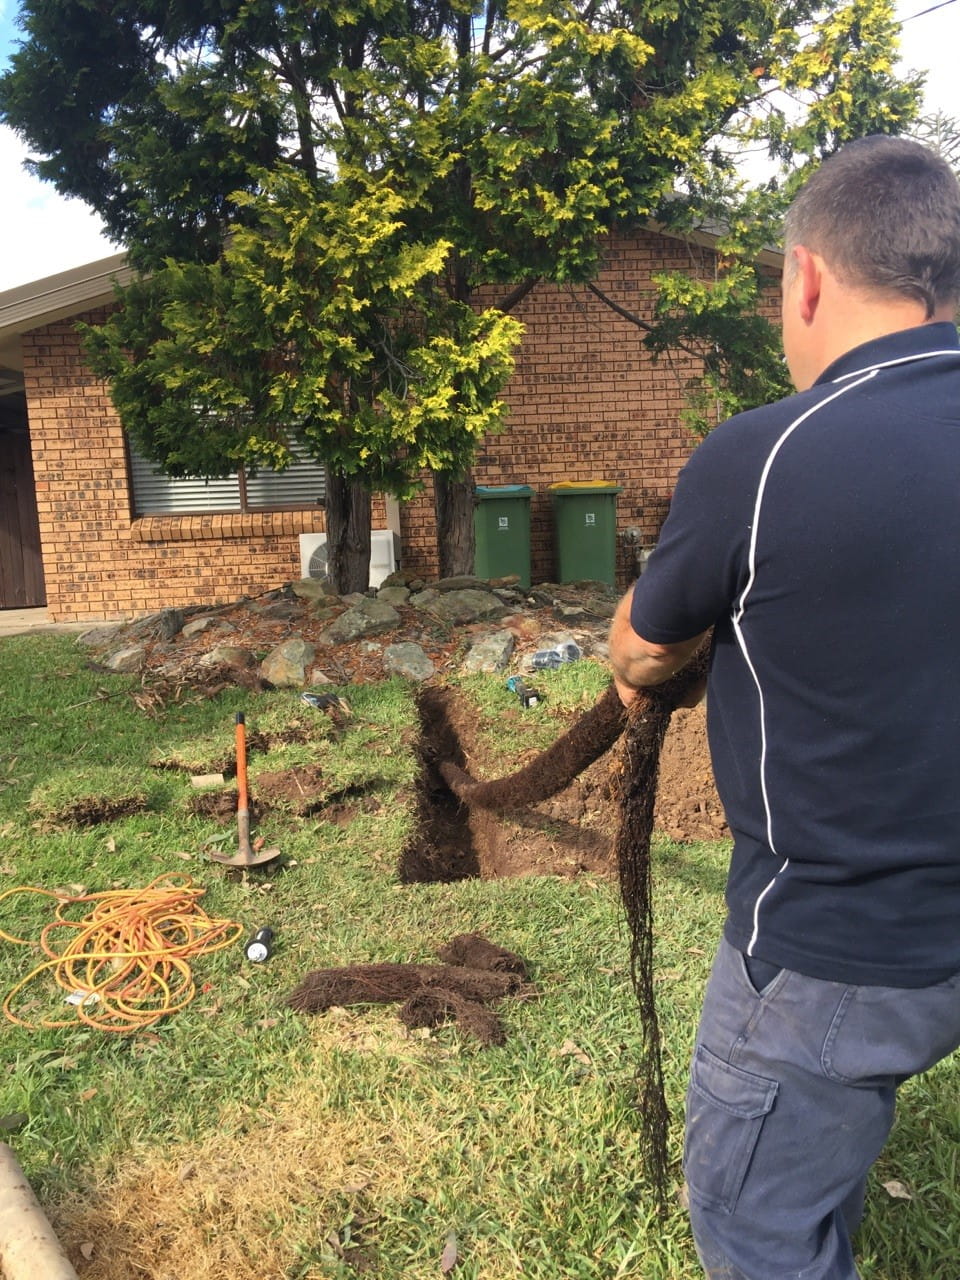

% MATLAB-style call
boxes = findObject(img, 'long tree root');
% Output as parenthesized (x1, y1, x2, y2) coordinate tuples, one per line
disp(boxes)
(437, 644, 713, 1207)
(613, 656, 712, 1212)
(439, 656, 708, 810)
(439, 683, 627, 808)
(398, 988, 507, 1046)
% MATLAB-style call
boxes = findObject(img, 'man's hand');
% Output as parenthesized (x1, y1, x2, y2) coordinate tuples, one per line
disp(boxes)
(608, 586, 708, 708)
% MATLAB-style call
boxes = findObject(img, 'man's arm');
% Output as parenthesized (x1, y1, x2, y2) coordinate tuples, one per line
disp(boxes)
(608, 586, 708, 708)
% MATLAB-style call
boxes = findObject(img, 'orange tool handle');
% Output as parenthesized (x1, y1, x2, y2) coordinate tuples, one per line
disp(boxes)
(235, 712, 249, 811)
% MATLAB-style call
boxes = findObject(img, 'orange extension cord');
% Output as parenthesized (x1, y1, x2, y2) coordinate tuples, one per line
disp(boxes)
(0, 873, 243, 1032)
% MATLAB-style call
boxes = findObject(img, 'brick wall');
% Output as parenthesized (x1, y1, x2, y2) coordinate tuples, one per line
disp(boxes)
(397, 226, 754, 583)
(22, 227, 780, 620)
(23, 311, 340, 621)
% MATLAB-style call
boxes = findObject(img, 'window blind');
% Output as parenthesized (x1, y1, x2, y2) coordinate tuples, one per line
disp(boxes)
(129, 441, 326, 515)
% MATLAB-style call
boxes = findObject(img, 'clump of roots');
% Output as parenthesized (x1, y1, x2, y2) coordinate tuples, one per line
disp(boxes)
(287, 937, 531, 1047)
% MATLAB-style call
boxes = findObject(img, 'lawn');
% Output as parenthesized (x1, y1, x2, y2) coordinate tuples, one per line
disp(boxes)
(0, 633, 957, 1279)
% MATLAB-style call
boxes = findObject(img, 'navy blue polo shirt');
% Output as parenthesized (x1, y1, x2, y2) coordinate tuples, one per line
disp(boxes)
(630, 322, 960, 987)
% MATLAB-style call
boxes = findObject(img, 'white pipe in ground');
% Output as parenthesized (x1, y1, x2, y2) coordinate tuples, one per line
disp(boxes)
(0, 1143, 78, 1280)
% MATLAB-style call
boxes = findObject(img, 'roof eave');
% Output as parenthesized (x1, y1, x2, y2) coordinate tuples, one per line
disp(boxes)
(0, 253, 135, 371)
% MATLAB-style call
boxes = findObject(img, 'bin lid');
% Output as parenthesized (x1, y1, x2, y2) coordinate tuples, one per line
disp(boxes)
(548, 481, 622, 494)
(475, 484, 534, 497)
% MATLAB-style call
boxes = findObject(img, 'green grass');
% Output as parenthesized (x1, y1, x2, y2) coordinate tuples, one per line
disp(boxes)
(0, 632, 958, 1278)
(454, 658, 614, 762)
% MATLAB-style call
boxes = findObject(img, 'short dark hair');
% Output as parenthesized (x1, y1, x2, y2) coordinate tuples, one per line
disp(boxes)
(784, 135, 960, 316)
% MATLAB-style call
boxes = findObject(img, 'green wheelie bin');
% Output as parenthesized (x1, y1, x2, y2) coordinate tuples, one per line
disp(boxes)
(549, 481, 622, 586)
(474, 484, 534, 588)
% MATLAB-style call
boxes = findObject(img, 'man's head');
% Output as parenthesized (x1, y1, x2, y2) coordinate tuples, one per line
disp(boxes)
(781, 135, 960, 389)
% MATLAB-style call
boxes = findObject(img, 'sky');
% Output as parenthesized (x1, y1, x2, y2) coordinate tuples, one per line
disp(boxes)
(0, 0, 957, 294)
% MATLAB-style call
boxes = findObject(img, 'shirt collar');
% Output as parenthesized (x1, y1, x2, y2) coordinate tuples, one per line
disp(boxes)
(816, 322, 960, 386)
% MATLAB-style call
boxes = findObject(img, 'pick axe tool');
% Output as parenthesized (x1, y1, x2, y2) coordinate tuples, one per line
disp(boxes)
(209, 712, 281, 868)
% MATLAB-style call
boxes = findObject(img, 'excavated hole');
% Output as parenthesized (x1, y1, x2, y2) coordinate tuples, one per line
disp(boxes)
(399, 686, 619, 884)
(398, 687, 483, 883)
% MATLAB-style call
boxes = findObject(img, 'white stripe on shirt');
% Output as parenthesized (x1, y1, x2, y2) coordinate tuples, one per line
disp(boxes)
(733, 371, 880, 956)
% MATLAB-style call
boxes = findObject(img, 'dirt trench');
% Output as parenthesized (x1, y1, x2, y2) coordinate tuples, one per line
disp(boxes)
(398, 687, 728, 884)
(402, 687, 616, 883)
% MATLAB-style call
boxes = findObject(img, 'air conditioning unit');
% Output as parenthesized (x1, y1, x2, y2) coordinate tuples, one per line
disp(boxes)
(299, 530, 400, 588)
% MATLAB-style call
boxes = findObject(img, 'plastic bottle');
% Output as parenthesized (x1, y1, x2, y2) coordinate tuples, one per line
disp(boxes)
(531, 641, 582, 669)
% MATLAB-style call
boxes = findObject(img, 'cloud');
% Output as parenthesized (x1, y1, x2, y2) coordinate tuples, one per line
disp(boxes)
(0, 126, 117, 292)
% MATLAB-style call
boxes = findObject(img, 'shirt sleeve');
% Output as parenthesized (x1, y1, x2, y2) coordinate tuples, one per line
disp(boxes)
(629, 418, 757, 644)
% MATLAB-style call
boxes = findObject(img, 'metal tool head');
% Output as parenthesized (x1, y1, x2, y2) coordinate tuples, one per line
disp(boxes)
(208, 843, 282, 868)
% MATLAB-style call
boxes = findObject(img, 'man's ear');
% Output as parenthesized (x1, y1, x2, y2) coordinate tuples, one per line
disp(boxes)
(793, 244, 822, 323)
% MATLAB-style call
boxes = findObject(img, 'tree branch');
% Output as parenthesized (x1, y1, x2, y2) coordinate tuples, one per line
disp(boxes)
(494, 278, 539, 312)
(586, 281, 706, 364)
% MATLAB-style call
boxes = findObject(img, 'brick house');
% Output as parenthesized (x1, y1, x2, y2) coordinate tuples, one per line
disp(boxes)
(0, 226, 782, 622)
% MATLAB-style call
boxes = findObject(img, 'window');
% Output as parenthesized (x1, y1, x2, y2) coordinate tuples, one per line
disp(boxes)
(128, 441, 326, 516)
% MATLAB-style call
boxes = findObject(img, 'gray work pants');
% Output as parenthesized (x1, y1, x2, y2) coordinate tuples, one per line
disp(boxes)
(684, 937, 960, 1279)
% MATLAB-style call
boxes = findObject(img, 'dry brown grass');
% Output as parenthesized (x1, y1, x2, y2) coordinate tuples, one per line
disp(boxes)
(51, 1014, 451, 1280)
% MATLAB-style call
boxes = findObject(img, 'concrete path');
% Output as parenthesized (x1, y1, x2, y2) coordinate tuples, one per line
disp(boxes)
(0, 608, 109, 638)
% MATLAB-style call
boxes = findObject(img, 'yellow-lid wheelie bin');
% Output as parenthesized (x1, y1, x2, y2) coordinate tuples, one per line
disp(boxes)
(549, 481, 622, 586)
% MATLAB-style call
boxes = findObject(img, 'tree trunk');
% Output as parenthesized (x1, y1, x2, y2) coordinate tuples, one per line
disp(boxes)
(434, 470, 476, 578)
(325, 471, 372, 594)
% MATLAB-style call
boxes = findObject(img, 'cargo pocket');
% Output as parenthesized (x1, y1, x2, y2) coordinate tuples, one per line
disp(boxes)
(683, 1044, 778, 1214)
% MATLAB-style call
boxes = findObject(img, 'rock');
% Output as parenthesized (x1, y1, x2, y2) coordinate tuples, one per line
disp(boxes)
(307, 667, 338, 685)
(260, 637, 317, 686)
(432, 575, 491, 592)
(421, 589, 508, 625)
(290, 578, 337, 602)
(182, 616, 231, 638)
(461, 630, 515, 674)
(318, 597, 401, 645)
(199, 645, 258, 669)
(104, 645, 148, 673)
(554, 604, 588, 622)
(309, 602, 339, 621)
(127, 607, 185, 641)
(581, 594, 617, 619)
(538, 628, 585, 647)
(383, 642, 435, 681)
(376, 585, 411, 606)
(77, 625, 123, 648)
(562, 579, 619, 596)
(257, 601, 302, 621)
(409, 589, 440, 610)
(499, 613, 542, 642)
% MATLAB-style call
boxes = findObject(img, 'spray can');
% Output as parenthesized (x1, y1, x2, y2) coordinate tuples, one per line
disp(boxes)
(245, 927, 274, 963)
(506, 676, 541, 708)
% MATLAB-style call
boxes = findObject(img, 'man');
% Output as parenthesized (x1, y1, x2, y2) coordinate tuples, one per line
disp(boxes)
(608, 135, 960, 1279)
